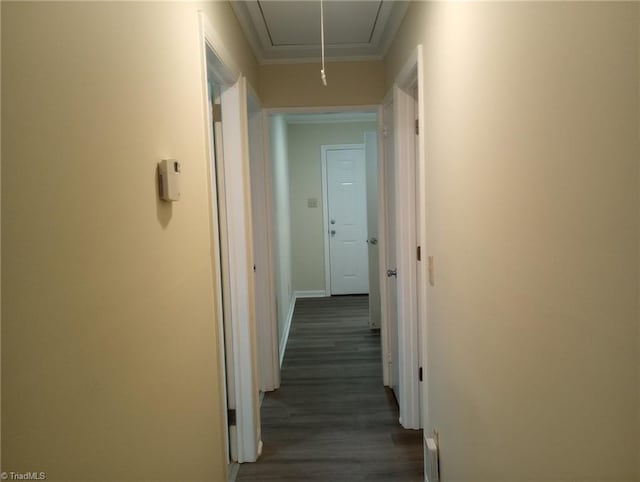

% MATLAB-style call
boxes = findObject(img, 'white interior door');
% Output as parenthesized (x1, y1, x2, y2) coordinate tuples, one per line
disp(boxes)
(248, 105, 280, 394)
(206, 76, 236, 464)
(324, 146, 369, 295)
(383, 100, 400, 400)
(393, 80, 421, 430)
(220, 76, 262, 462)
(365, 131, 381, 329)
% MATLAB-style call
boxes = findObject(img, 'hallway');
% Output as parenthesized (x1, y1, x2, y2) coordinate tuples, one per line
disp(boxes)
(236, 296, 423, 482)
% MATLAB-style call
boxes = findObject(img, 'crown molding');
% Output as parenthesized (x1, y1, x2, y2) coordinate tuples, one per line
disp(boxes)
(285, 112, 378, 124)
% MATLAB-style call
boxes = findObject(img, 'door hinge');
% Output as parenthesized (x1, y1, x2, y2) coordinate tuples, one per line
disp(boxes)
(419, 366, 423, 382)
(227, 409, 236, 426)
(212, 103, 222, 123)
(417, 245, 421, 261)
(415, 119, 419, 135)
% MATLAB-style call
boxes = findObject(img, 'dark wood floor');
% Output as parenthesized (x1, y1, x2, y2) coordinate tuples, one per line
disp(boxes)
(236, 295, 424, 482)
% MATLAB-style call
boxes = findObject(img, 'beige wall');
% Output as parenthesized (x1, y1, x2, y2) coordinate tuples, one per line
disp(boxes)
(387, 2, 639, 480)
(1, 2, 259, 480)
(259, 61, 385, 108)
(288, 121, 377, 292)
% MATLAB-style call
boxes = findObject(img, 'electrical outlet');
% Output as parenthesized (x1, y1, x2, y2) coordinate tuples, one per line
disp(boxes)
(425, 434, 440, 482)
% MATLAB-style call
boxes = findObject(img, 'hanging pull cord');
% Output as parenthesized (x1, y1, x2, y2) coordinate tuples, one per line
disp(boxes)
(320, 0, 327, 86)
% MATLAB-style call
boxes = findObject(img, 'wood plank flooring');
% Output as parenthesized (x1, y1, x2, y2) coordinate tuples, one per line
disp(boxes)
(236, 295, 424, 482)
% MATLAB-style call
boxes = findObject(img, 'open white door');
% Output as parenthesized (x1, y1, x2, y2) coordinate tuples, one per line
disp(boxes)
(247, 97, 280, 394)
(219, 76, 262, 462)
(365, 131, 381, 329)
(205, 73, 237, 466)
(390, 45, 425, 431)
(381, 98, 400, 399)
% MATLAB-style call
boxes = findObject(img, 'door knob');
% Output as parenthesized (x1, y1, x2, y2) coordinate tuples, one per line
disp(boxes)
(386, 268, 397, 278)
(330, 219, 336, 225)
(330, 230, 336, 236)
(368, 237, 378, 245)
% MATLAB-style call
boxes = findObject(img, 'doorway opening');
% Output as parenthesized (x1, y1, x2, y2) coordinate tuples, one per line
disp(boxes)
(236, 106, 425, 482)
(200, 13, 263, 476)
(265, 109, 382, 364)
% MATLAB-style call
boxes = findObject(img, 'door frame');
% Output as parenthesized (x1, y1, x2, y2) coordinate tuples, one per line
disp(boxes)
(263, 105, 381, 360)
(381, 44, 426, 430)
(320, 143, 367, 296)
(199, 12, 262, 465)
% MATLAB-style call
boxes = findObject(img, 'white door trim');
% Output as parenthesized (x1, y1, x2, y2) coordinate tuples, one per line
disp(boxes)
(321, 144, 366, 296)
(389, 44, 425, 430)
(200, 12, 262, 465)
(414, 45, 428, 433)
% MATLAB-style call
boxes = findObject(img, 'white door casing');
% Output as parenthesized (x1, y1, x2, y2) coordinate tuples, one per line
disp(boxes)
(322, 146, 369, 295)
(413, 85, 423, 428)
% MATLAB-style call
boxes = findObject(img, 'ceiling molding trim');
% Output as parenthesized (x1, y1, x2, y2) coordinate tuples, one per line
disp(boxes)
(285, 112, 378, 125)
(260, 54, 383, 66)
(267, 105, 379, 115)
(380, 1, 410, 57)
(230, 1, 266, 63)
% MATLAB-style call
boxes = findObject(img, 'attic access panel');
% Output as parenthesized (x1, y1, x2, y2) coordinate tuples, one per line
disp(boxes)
(258, 1, 382, 46)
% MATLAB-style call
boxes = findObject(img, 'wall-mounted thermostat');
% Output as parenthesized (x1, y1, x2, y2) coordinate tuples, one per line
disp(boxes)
(158, 159, 181, 202)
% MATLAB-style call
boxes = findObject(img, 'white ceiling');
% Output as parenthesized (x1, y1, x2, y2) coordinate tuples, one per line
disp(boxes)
(230, 1, 409, 64)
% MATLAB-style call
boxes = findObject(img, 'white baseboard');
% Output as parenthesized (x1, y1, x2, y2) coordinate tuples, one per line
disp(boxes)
(279, 291, 329, 367)
(279, 296, 296, 367)
(228, 463, 239, 482)
(293, 289, 328, 298)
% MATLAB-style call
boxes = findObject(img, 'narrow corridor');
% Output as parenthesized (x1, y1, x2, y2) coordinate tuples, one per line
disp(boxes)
(236, 295, 424, 481)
